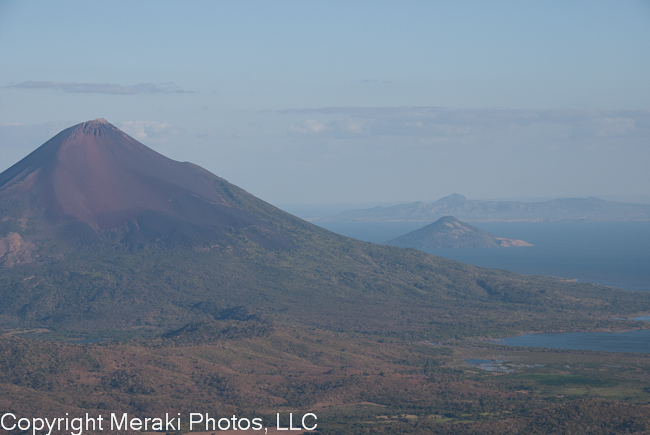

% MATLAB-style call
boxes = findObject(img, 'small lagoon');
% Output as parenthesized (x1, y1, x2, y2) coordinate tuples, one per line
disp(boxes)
(465, 358, 545, 373)
(495, 316, 650, 354)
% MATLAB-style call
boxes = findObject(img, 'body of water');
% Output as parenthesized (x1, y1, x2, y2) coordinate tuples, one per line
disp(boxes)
(316, 221, 650, 292)
(495, 316, 650, 354)
(316, 220, 650, 353)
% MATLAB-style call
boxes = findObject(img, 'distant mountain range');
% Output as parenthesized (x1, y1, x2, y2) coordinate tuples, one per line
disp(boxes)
(386, 216, 533, 249)
(325, 193, 650, 222)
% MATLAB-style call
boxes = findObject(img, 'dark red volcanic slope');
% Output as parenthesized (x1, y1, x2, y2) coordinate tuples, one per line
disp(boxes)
(0, 119, 288, 247)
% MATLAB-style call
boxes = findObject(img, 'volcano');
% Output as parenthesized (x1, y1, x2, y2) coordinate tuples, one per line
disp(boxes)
(0, 119, 291, 253)
(0, 120, 648, 338)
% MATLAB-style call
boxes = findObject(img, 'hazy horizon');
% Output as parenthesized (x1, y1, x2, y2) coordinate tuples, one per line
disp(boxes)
(2, 1, 649, 205)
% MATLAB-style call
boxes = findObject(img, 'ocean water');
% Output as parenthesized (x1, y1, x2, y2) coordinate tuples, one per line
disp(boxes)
(315, 221, 650, 292)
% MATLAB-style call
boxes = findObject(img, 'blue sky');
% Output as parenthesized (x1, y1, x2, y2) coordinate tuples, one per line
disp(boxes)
(1, 1, 649, 205)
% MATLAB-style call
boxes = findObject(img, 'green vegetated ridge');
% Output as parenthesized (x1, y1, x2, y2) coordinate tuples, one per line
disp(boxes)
(1, 180, 648, 340)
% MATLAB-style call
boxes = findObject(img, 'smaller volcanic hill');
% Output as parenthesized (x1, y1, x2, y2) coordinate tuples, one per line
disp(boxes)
(0, 119, 291, 262)
(386, 216, 533, 249)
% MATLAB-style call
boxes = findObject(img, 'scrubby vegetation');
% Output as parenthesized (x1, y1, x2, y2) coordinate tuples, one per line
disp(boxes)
(2, 328, 650, 434)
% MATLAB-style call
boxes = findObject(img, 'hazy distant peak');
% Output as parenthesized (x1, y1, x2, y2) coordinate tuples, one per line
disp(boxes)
(437, 215, 460, 223)
(436, 193, 467, 203)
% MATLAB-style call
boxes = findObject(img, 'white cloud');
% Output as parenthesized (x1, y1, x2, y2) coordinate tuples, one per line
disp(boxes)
(327, 118, 371, 136)
(281, 107, 650, 140)
(288, 119, 328, 135)
(119, 121, 179, 141)
(8, 81, 192, 95)
(582, 116, 638, 137)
